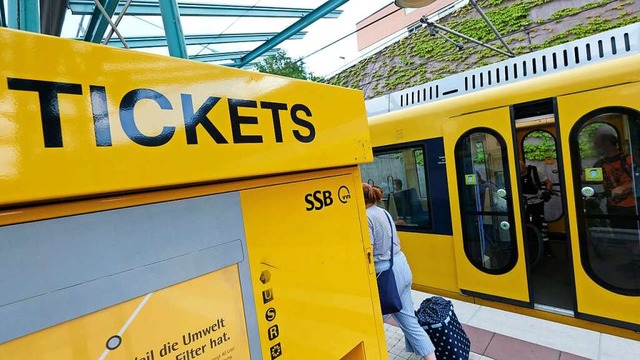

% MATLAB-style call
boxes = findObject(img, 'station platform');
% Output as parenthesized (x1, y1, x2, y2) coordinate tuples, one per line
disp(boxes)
(384, 290, 640, 360)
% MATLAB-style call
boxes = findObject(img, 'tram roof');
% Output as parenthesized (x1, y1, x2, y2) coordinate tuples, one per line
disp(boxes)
(365, 23, 640, 117)
(2, 0, 347, 68)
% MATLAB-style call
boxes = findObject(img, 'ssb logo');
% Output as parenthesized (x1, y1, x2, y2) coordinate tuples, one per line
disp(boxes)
(304, 185, 351, 211)
(304, 190, 333, 211)
(337, 186, 351, 204)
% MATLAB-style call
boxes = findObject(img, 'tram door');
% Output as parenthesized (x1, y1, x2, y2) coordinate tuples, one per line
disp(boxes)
(444, 107, 531, 304)
(558, 82, 640, 329)
(513, 99, 576, 314)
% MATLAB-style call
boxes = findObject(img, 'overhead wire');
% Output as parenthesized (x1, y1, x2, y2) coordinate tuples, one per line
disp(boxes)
(218, 0, 263, 37)
(132, 15, 164, 30)
(294, 6, 404, 65)
(130, 1, 265, 57)
(194, 0, 263, 57)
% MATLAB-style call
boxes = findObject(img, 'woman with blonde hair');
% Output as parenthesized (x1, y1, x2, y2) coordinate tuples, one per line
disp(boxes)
(362, 183, 437, 360)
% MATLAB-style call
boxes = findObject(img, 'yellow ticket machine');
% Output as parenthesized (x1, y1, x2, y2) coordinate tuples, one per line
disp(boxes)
(0, 28, 386, 359)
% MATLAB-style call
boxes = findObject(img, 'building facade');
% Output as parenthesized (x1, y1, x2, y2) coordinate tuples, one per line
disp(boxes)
(356, 0, 466, 52)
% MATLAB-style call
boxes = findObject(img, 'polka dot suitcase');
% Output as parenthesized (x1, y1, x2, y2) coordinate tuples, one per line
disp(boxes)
(416, 296, 471, 360)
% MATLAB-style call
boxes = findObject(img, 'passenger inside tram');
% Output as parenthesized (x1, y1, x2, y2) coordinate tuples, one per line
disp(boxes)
(393, 179, 403, 192)
(592, 127, 637, 226)
(519, 160, 554, 257)
(591, 126, 639, 270)
(474, 169, 510, 269)
(360, 147, 431, 228)
(579, 117, 640, 291)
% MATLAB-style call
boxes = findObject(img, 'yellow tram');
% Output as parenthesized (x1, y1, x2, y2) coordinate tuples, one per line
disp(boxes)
(0, 28, 386, 359)
(362, 23, 640, 339)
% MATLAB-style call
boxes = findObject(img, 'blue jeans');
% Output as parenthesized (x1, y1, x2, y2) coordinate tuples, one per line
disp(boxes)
(376, 251, 436, 356)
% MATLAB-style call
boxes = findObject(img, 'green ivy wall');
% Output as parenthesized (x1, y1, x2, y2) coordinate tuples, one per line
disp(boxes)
(327, 0, 639, 99)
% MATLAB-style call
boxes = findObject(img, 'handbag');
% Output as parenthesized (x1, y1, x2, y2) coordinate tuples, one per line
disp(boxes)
(376, 212, 403, 315)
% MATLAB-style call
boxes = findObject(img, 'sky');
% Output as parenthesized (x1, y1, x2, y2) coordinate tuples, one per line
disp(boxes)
(2, 0, 394, 76)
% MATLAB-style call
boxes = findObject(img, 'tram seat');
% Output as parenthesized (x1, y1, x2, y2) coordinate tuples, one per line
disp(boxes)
(386, 194, 399, 220)
(390, 188, 430, 227)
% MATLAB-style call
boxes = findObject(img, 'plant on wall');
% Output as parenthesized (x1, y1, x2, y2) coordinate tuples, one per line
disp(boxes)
(578, 123, 606, 158)
(327, 0, 638, 98)
(473, 150, 486, 163)
(523, 131, 557, 161)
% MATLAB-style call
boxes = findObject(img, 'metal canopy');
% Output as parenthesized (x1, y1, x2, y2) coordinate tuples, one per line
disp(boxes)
(104, 32, 307, 49)
(2, 0, 347, 67)
(8, 0, 40, 32)
(233, 0, 348, 68)
(68, 0, 343, 18)
(190, 48, 280, 63)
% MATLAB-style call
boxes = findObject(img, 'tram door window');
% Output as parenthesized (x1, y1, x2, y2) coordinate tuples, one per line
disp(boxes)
(521, 130, 563, 223)
(454, 130, 517, 273)
(360, 145, 432, 229)
(570, 109, 640, 295)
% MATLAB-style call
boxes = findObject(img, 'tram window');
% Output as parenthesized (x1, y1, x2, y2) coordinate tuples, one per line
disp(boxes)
(522, 130, 563, 222)
(455, 129, 517, 274)
(598, 40, 604, 58)
(360, 145, 432, 230)
(570, 109, 640, 295)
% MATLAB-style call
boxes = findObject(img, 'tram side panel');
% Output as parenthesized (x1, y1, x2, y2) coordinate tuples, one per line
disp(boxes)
(364, 111, 460, 296)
